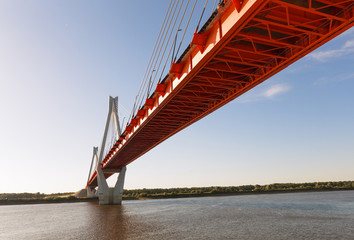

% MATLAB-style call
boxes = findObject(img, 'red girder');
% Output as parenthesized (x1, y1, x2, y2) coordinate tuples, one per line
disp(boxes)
(183, 87, 228, 95)
(225, 44, 288, 61)
(169, 98, 208, 106)
(87, 0, 354, 187)
(169, 98, 209, 107)
(214, 55, 269, 68)
(249, 18, 325, 37)
(204, 62, 258, 76)
(166, 105, 206, 113)
(155, 114, 192, 121)
(238, 32, 304, 49)
(272, 0, 349, 22)
(197, 70, 250, 82)
(261, 7, 330, 28)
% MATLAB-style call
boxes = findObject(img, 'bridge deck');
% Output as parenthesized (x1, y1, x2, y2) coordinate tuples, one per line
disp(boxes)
(88, 0, 353, 187)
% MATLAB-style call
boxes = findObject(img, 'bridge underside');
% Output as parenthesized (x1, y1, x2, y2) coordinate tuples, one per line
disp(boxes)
(88, 0, 353, 188)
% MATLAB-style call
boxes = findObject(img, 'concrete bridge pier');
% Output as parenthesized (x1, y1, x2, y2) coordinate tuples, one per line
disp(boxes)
(87, 187, 96, 198)
(97, 166, 126, 205)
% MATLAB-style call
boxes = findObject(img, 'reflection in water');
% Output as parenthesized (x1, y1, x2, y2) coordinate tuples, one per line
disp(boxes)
(0, 191, 353, 239)
(86, 203, 129, 239)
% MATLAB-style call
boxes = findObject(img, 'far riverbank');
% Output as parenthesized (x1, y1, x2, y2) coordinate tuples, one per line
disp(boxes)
(0, 197, 98, 205)
(133, 188, 354, 200)
(1, 180, 353, 205)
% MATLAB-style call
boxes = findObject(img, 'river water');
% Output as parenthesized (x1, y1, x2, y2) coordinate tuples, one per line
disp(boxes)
(0, 190, 353, 239)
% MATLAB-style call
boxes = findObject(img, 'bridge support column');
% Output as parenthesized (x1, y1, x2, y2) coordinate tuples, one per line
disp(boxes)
(97, 165, 127, 205)
(87, 187, 96, 198)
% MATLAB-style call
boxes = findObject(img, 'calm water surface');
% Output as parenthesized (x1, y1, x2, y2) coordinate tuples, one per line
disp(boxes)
(1, 191, 353, 239)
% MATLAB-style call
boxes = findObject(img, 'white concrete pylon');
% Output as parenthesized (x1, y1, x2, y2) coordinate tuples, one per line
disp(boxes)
(97, 165, 127, 205)
(97, 164, 110, 204)
(87, 187, 96, 198)
(87, 147, 99, 197)
(87, 96, 126, 205)
(112, 166, 126, 204)
(98, 96, 121, 164)
(87, 147, 99, 183)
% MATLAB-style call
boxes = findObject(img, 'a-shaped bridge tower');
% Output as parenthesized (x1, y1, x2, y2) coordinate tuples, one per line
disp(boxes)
(87, 97, 127, 205)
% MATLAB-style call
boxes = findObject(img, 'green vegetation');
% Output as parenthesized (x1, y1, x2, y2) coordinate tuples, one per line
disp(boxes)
(0, 192, 74, 200)
(0, 192, 85, 204)
(122, 181, 354, 200)
(1, 181, 353, 204)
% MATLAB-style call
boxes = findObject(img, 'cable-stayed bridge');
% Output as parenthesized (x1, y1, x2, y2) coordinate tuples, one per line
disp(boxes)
(86, 0, 354, 204)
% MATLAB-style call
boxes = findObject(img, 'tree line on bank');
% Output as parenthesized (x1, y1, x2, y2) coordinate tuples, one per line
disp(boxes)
(0, 192, 75, 201)
(1, 181, 353, 201)
(122, 181, 354, 199)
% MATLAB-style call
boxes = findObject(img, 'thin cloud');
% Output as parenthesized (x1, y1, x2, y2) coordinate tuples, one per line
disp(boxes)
(262, 84, 291, 98)
(308, 38, 354, 62)
(238, 83, 291, 103)
(343, 39, 354, 48)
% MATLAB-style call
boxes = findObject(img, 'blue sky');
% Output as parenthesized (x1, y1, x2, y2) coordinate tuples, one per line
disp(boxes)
(0, 1, 353, 193)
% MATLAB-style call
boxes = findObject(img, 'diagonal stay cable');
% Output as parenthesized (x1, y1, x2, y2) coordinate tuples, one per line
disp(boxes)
(173, 0, 198, 62)
(196, 0, 209, 32)
(135, 0, 180, 114)
(139, 0, 184, 108)
(136, 0, 177, 107)
(127, 0, 175, 123)
(157, 0, 192, 84)
(148, 0, 185, 89)
(212, 0, 218, 12)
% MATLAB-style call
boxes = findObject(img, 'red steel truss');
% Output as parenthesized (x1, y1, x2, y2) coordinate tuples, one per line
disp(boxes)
(88, 0, 354, 187)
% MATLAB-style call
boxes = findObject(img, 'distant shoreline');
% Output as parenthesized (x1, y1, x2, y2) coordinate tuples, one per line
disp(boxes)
(0, 197, 98, 206)
(127, 188, 354, 201)
(1, 188, 353, 206)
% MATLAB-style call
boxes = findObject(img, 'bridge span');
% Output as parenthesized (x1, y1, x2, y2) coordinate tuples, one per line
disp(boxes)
(86, 0, 354, 204)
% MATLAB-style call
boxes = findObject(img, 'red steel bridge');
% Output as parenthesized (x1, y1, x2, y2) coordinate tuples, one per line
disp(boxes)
(87, 0, 353, 201)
